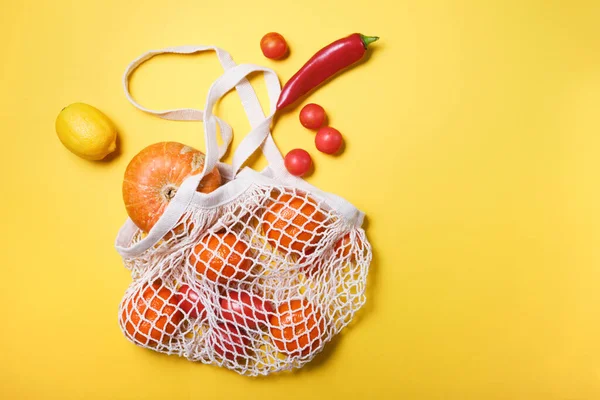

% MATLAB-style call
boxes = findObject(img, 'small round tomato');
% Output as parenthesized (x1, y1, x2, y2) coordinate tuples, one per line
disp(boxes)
(260, 32, 288, 60)
(213, 324, 250, 361)
(269, 299, 325, 356)
(299, 104, 326, 130)
(315, 127, 343, 155)
(284, 149, 312, 176)
(175, 284, 206, 321)
(220, 291, 274, 330)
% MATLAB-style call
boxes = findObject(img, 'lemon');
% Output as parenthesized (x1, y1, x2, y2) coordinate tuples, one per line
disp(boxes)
(55, 103, 118, 160)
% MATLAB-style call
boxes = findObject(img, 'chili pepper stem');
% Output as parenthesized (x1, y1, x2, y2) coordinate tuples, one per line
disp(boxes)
(359, 34, 379, 49)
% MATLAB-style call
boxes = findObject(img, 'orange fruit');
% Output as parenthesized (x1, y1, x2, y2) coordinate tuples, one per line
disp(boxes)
(189, 232, 252, 283)
(269, 299, 325, 357)
(122, 282, 183, 346)
(335, 233, 352, 259)
(123, 142, 221, 233)
(262, 193, 325, 255)
(335, 232, 364, 262)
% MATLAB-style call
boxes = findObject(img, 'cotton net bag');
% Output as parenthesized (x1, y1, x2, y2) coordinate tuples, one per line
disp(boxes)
(115, 45, 372, 376)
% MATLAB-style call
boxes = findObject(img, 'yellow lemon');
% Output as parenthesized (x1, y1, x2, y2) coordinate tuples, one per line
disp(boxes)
(55, 103, 117, 160)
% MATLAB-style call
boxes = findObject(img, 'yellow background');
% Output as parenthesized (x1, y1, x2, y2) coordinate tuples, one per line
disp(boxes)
(1, 0, 600, 399)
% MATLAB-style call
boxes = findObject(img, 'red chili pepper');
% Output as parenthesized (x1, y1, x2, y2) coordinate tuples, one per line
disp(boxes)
(276, 33, 379, 111)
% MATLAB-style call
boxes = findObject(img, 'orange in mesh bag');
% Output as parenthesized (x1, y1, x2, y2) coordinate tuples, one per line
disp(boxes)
(115, 45, 372, 376)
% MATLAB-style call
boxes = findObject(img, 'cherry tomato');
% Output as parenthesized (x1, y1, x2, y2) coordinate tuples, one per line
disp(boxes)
(299, 104, 326, 130)
(284, 149, 312, 176)
(260, 32, 288, 60)
(220, 291, 274, 330)
(175, 284, 206, 320)
(315, 127, 343, 155)
(213, 324, 250, 361)
(269, 299, 325, 356)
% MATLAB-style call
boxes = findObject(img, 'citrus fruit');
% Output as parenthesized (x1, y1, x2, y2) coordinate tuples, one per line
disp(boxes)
(335, 233, 352, 259)
(262, 193, 325, 255)
(122, 142, 221, 233)
(269, 299, 325, 356)
(189, 232, 252, 283)
(55, 102, 117, 160)
(122, 282, 183, 346)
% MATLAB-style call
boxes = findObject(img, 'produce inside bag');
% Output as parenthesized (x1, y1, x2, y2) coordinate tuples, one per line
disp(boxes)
(115, 42, 374, 376)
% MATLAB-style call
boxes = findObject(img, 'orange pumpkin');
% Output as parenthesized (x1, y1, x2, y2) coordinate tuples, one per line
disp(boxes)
(122, 142, 221, 233)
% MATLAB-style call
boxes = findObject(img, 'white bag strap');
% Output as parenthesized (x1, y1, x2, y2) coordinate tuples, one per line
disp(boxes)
(116, 46, 284, 257)
(202, 63, 283, 178)
(123, 45, 239, 159)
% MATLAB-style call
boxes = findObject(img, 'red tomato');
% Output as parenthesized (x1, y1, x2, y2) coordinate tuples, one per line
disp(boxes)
(299, 104, 326, 130)
(220, 291, 274, 330)
(315, 127, 343, 155)
(175, 284, 206, 320)
(260, 32, 288, 60)
(213, 324, 250, 361)
(284, 149, 312, 176)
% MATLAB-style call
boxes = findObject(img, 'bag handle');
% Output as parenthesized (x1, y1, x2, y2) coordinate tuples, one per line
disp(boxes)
(122, 45, 284, 180)
(201, 63, 283, 179)
(123, 45, 237, 159)
(117, 46, 283, 257)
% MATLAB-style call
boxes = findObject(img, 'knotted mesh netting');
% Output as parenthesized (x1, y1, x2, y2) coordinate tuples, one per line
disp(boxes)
(118, 186, 371, 376)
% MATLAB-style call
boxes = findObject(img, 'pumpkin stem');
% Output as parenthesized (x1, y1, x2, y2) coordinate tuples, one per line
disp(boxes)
(162, 184, 178, 200)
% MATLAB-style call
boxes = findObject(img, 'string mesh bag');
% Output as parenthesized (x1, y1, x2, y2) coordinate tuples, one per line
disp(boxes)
(115, 45, 372, 376)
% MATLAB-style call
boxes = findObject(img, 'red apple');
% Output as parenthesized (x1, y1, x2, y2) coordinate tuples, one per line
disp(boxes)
(175, 284, 207, 321)
(220, 291, 274, 330)
(213, 324, 250, 361)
